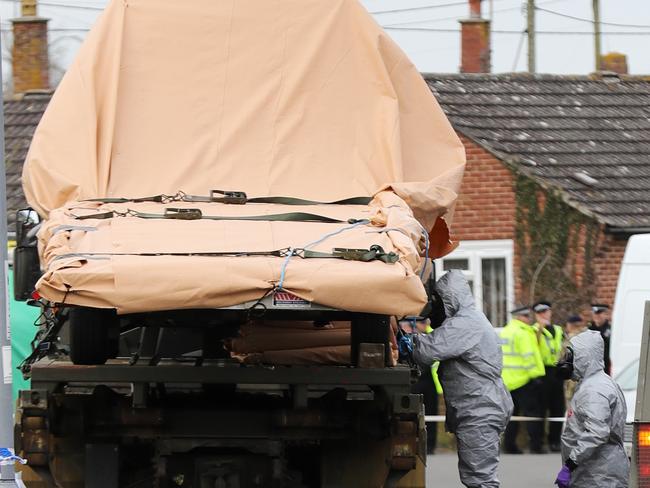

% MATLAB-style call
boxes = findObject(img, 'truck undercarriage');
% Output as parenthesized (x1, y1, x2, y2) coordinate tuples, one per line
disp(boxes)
(15, 308, 427, 488)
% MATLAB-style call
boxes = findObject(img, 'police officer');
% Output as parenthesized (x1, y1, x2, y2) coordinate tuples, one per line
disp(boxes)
(500, 305, 545, 454)
(401, 317, 443, 454)
(589, 303, 611, 375)
(533, 301, 565, 452)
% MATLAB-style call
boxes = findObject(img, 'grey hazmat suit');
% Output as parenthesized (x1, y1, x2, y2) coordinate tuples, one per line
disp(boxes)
(413, 270, 513, 488)
(561, 330, 629, 488)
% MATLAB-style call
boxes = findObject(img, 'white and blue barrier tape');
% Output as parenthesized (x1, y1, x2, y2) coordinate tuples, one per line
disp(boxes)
(425, 415, 566, 423)
(0, 448, 27, 465)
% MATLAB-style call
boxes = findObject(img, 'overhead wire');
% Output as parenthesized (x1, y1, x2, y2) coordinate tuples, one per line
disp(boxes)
(0, 27, 90, 32)
(0, 0, 104, 10)
(535, 6, 650, 29)
(384, 26, 650, 35)
(382, 0, 565, 27)
(369, 1, 472, 15)
(511, 29, 526, 71)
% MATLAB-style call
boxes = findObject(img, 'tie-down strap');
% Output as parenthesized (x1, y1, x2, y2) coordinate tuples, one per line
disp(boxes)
(83, 190, 372, 206)
(51, 245, 398, 264)
(300, 245, 398, 264)
(74, 207, 365, 224)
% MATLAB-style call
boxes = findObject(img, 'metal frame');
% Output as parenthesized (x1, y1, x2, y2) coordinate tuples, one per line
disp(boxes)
(0, 16, 17, 484)
(30, 359, 412, 388)
(630, 300, 650, 488)
(20, 360, 422, 488)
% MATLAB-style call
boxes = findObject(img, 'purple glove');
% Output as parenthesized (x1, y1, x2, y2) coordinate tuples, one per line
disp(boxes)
(555, 465, 571, 488)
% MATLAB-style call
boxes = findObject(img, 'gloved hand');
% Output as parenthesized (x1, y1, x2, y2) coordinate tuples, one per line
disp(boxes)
(554, 465, 571, 488)
(397, 333, 414, 359)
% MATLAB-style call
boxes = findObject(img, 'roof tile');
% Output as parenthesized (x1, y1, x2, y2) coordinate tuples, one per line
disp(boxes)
(425, 73, 650, 230)
(2, 92, 52, 233)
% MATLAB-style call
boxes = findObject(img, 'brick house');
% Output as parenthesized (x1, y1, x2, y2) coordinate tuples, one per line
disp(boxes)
(423, 73, 649, 327)
(419, 0, 650, 326)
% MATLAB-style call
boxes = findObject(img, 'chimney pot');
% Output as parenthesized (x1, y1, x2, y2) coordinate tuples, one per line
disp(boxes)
(599, 52, 628, 75)
(12, 1, 49, 94)
(460, 1, 491, 73)
(469, 0, 482, 18)
(21, 0, 37, 16)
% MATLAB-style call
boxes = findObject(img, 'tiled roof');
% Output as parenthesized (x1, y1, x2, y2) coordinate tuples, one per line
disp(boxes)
(425, 73, 650, 231)
(5, 75, 650, 232)
(4, 91, 52, 234)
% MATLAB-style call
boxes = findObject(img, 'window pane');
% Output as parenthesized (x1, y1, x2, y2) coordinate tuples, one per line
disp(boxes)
(443, 258, 469, 271)
(481, 258, 507, 327)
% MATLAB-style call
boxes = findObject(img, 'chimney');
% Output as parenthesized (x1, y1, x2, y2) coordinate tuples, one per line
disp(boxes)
(460, 0, 491, 73)
(11, 0, 50, 93)
(599, 52, 629, 75)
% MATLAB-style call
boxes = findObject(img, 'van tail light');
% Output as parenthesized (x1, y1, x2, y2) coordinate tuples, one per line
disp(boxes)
(638, 423, 650, 486)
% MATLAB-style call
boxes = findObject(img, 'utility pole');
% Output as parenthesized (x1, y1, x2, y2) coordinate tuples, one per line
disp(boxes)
(593, 0, 602, 71)
(0, 14, 16, 485)
(527, 0, 536, 73)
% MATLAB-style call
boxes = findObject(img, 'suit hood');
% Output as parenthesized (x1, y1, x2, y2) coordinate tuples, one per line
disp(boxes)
(570, 329, 604, 380)
(436, 270, 475, 317)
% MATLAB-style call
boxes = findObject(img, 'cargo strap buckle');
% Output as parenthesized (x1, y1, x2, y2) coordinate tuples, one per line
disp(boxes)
(332, 245, 399, 264)
(210, 190, 248, 205)
(164, 208, 203, 220)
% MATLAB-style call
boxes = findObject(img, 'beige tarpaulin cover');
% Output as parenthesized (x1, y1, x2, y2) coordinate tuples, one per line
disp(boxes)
(229, 320, 398, 366)
(231, 321, 352, 366)
(23, 0, 465, 315)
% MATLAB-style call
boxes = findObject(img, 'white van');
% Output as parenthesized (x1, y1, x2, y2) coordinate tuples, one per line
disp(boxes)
(611, 233, 650, 379)
(610, 233, 650, 453)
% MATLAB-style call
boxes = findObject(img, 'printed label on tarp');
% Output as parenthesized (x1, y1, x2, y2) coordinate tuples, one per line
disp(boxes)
(273, 291, 311, 308)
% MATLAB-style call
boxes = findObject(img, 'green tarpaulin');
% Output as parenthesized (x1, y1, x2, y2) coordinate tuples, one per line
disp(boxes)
(8, 269, 38, 401)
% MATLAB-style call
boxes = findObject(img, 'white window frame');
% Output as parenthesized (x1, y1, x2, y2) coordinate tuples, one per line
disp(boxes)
(434, 239, 515, 326)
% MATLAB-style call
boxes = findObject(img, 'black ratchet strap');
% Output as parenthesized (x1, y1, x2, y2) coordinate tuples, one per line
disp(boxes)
(83, 193, 181, 204)
(83, 190, 372, 206)
(300, 245, 399, 264)
(52, 245, 398, 264)
(75, 207, 366, 225)
(207, 190, 372, 206)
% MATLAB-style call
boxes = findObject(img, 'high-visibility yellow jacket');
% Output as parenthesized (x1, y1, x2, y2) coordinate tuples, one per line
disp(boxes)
(535, 323, 564, 367)
(426, 325, 443, 395)
(500, 318, 545, 391)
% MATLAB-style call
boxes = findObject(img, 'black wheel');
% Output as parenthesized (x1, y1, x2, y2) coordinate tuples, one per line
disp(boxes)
(69, 307, 119, 365)
(350, 314, 391, 367)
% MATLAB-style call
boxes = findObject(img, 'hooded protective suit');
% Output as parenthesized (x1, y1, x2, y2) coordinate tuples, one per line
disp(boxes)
(561, 330, 629, 488)
(413, 270, 513, 488)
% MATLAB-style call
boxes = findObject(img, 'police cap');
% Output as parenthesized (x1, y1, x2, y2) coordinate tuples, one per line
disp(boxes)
(511, 304, 531, 316)
(533, 301, 552, 313)
(591, 303, 610, 314)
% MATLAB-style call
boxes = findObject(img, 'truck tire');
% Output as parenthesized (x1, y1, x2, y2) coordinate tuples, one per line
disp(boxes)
(69, 308, 119, 365)
(350, 314, 391, 367)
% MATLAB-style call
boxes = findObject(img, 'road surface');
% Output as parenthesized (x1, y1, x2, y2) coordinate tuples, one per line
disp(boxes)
(427, 452, 562, 487)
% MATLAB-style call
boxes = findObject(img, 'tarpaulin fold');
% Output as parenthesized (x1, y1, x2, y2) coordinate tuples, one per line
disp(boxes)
(23, 0, 465, 315)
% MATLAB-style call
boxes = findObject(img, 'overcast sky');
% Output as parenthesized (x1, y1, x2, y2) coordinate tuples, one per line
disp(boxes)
(0, 0, 649, 86)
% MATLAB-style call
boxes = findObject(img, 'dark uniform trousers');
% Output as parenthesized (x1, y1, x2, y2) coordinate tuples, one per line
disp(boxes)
(542, 365, 565, 446)
(504, 381, 544, 451)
